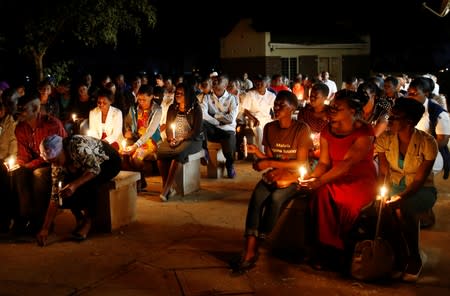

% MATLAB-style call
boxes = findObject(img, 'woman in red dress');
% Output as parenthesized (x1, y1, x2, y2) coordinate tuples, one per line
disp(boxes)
(299, 89, 377, 269)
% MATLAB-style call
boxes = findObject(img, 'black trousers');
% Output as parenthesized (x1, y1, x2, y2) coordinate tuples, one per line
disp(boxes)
(203, 121, 236, 168)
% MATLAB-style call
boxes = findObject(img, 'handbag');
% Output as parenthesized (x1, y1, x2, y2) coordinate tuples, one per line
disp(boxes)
(351, 194, 394, 281)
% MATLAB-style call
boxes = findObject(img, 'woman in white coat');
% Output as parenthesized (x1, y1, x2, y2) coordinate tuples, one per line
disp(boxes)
(88, 89, 123, 150)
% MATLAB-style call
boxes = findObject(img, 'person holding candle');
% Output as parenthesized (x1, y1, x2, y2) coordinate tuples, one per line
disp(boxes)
(36, 133, 121, 246)
(232, 90, 312, 274)
(13, 94, 67, 235)
(88, 88, 123, 150)
(121, 85, 162, 192)
(156, 82, 203, 201)
(0, 99, 17, 232)
(297, 82, 330, 168)
(298, 89, 377, 271)
(375, 98, 438, 282)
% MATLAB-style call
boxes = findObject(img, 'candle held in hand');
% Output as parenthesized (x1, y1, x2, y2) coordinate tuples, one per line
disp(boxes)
(299, 166, 307, 181)
(243, 136, 248, 158)
(58, 181, 63, 206)
(171, 123, 176, 138)
(377, 185, 388, 200)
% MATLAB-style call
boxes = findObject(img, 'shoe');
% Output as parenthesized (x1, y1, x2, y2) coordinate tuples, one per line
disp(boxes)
(227, 166, 236, 179)
(160, 188, 176, 202)
(200, 149, 209, 166)
(391, 270, 403, 280)
(168, 187, 176, 198)
(72, 217, 91, 242)
(402, 257, 422, 282)
(232, 253, 259, 274)
(418, 209, 435, 228)
(11, 219, 34, 236)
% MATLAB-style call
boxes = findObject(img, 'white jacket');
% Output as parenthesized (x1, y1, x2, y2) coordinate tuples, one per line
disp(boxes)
(88, 106, 123, 144)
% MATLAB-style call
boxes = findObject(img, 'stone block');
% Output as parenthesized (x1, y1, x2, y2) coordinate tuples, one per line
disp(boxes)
(94, 170, 141, 232)
(206, 141, 226, 179)
(174, 150, 204, 196)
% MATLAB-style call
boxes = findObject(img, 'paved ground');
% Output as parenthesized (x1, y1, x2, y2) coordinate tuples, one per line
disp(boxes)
(0, 160, 449, 296)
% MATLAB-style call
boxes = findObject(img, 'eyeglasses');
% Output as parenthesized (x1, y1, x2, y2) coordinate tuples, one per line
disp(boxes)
(328, 105, 345, 113)
(388, 115, 406, 121)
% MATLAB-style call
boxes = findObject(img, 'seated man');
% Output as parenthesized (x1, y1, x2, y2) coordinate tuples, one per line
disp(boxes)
(13, 94, 67, 234)
(201, 75, 239, 178)
(239, 74, 276, 152)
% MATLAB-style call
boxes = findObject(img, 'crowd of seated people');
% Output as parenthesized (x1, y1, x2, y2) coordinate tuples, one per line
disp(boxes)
(0, 71, 447, 284)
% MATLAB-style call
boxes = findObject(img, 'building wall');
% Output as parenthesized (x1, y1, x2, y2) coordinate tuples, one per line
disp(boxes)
(220, 57, 281, 79)
(220, 19, 269, 59)
(220, 19, 371, 85)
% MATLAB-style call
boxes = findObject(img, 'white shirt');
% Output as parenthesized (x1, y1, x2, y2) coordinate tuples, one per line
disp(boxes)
(200, 90, 238, 132)
(416, 98, 450, 172)
(240, 88, 276, 129)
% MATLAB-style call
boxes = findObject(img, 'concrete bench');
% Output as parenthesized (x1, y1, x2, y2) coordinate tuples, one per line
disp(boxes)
(173, 150, 205, 196)
(206, 141, 226, 178)
(94, 170, 141, 232)
(269, 194, 310, 259)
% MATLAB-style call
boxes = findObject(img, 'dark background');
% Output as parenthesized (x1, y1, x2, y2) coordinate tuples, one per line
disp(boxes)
(2, 0, 450, 89)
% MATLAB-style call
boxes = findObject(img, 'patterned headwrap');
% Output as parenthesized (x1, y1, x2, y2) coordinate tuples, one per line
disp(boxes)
(40, 135, 63, 161)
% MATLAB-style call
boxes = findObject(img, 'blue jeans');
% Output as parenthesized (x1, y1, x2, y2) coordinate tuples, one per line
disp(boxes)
(245, 180, 299, 237)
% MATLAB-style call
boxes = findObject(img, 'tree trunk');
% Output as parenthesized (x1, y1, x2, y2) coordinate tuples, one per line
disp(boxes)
(33, 51, 45, 83)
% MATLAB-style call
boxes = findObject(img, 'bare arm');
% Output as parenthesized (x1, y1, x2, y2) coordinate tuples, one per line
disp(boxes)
(316, 135, 374, 185)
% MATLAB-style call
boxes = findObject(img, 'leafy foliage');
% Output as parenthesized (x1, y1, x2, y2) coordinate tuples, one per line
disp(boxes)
(1, 0, 157, 80)
(43, 60, 74, 85)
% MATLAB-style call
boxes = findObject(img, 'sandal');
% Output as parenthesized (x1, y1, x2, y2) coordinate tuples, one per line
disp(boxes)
(72, 217, 91, 241)
(231, 253, 259, 274)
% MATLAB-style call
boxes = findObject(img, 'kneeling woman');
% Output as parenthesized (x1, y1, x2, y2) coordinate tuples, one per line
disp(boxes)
(37, 134, 121, 246)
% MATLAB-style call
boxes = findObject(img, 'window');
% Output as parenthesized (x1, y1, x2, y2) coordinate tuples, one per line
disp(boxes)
(281, 57, 298, 81)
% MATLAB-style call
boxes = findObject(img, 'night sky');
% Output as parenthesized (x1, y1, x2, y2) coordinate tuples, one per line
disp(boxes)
(2, 0, 450, 84)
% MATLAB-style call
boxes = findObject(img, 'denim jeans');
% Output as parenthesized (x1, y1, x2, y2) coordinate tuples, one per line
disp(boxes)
(244, 180, 299, 237)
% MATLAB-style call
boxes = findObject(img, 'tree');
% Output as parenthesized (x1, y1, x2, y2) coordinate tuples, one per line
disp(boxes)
(1, 0, 156, 82)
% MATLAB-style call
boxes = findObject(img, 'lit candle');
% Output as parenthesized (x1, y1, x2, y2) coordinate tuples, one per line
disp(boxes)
(58, 181, 63, 206)
(377, 185, 388, 200)
(7, 157, 15, 171)
(72, 113, 77, 122)
(299, 165, 307, 181)
(243, 136, 248, 158)
(171, 123, 176, 138)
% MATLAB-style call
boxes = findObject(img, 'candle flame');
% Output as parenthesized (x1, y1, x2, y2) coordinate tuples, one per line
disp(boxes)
(379, 185, 387, 197)
(72, 113, 77, 121)
(7, 156, 15, 169)
(299, 166, 307, 181)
